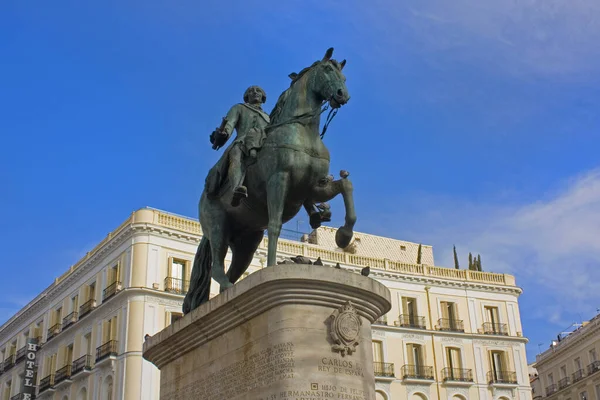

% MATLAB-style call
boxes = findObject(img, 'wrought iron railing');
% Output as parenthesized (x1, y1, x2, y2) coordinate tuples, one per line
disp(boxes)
(558, 377, 570, 390)
(437, 318, 465, 332)
(442, 367, 473, 382)
(374, 315, 388, 325)
(63, 311, 78, 329)
(482, 322, 509, 336)
(79, 299, 97, 318)
(3, 354, 15, 371)
(55, 364, 72, 384)
(572, 369, 585, 383)
(47, 323, 62, 340)
(546, 384, 557, 395)
(401, 364, 434, 380)
(72, 354, 93, 375)
(15, 346, 26, 363)
(164, 277, 190, 295)
(588, 361, 600, 375)
(373, 362, 394, 377)
(39, 374, 55, 392)
(96, 340, 118, 362)
(11, 393, 28, 400)
(396, 314, 426, 329)
(103, 281, 121, 301)
(487, 370, 517, 384)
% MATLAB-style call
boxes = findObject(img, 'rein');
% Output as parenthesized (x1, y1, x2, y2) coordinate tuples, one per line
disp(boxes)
(265, 99, 339, 139)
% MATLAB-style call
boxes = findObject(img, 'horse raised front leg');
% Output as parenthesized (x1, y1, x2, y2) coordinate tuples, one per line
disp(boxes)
(267, 172, 290, 266)
(310, 172, 356, 249)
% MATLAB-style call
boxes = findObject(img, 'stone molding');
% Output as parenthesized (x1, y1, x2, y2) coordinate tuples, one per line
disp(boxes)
(143, 264, 391, 369)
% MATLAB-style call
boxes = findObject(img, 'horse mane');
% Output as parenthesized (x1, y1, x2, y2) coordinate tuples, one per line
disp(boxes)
(269, 61, 321, 124)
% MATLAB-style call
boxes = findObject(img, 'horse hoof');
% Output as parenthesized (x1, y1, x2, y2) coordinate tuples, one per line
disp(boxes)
(335, 227, 353, 249)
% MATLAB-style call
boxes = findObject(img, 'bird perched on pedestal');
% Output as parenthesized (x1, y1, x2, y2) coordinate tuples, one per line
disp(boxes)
(360, 266, 370, 276)
(334, 263, 342, 269)
(313, 257, 324, 266)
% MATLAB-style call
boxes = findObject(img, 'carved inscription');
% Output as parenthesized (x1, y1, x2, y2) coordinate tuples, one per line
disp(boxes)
(257, 384, 367, 400)
(162, 342, 295, 400)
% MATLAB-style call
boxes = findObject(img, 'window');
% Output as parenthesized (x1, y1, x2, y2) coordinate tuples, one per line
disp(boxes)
(89, 282, 96, 301)
(590, 348, 597, 363)
(441, 301, 458, 321)
(109, 263, 120, 284)
(485, 306, 500, 324)
(55, 307, 62, 325)
(400, 245, 406, 251)
(548, 373, 554, 385)
(65, 344, 74, 365)
(103, 316, 118, 342)
(406, 343, 424, 367)
(489, 350, 509, 381)
(560, 365, 567, 378)
(580, 391, 588, 400)
(71, 295, 78, 313)
(446, 347, 462, 370)
(575, 357, 582, 370)
(83, 333, 92, 356)
(402, 297, 420, 326)
(170, 312, 183, 325)
(372, 341, 384, 363)
(170, 259, 186, 280)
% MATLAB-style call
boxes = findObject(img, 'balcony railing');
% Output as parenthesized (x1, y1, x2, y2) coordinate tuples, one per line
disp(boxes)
(3, 354, 15, 371)
(558, 377, 570, 390)
(39, 374, 55, 393)
(483, 322, 509, 336)
(63, 311, 78, 329)
(47, 323, 62, 340)
(103, 281, 122, 301)
(72, 354, 93, 376)
(34, 336, 43, 348)
(487, 370, 518, 384)
(442, 367, 473, 382)
(374, 316, 388, 325)
(546, 384, 557, 395)
(96, 340, 118, 362)
(79, 299, 97, 318)
(401, 364, 434, 380)
(55, 364, 72, 384)
(15, 346, 26, 363)
(374, 362, 394, 377)
(437, 318, 465, 332)
(572, 369, 585, 383)
(396, 314, 427, 329)
(164, 277, 189, 295)
(588, 361, 600, 375)
(11, 394, 27, 400)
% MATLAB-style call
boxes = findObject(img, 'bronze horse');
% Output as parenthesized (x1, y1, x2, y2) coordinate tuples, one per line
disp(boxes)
(183, 48, 356, 313)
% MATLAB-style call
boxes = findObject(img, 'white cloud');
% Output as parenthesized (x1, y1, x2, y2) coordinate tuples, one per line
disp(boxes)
(391, 168, 600, 323)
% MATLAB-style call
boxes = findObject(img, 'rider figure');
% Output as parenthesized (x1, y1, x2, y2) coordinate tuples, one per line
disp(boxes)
(212, 86, 270, 206)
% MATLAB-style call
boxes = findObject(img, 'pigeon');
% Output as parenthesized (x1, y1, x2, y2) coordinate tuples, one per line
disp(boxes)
(290, 255, 313, 264)
(313, 257, 324, 266)
(360, 266, 370, 277)
(144, 334, 151, 341)
(334, 263, 342, 269)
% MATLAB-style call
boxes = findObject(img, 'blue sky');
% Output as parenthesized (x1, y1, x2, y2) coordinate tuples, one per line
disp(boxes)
(2, 0, 600, 362)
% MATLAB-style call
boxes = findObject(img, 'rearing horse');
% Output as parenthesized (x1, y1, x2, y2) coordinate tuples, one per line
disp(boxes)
(183, 48, 355, 313)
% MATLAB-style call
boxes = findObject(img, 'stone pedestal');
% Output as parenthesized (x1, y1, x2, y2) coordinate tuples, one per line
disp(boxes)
(143, 264, 391, 400)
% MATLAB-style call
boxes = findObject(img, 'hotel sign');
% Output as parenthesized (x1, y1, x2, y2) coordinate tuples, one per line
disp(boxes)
(23, 338, 38, 399)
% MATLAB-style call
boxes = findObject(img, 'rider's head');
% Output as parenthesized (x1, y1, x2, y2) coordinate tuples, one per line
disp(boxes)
(243, 86, 267, 105)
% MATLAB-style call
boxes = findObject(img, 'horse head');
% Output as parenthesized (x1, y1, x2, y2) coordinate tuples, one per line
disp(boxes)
(289, 47, 350, 109)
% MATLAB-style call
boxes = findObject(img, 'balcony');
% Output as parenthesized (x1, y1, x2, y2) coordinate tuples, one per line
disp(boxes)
(3, 354, 15, 371)
(63, 311, 78, 329)
(482, 322, 509, 336)
(11, 394, 28, 400)
(588, 361, 600, 375)
(437, 318, 465, 333)
(55, 364, 72, 387)
(401, 364, 434, 381)
(39, 374, 55, 393)
(96, 340, 118, 364)
(395, 314, 427, 329)
(34, 336, 44, 348)
(374, 362, 394, 377)
(487, 370, 518, 385)
(79, 299, 97, 318)
(164, 277, 189, 295)
(15, 346, 26, 363)
(374, 315, 388, 325)
(442, 367, 474, 383)
(572, 369, 585, 383)
(103, 281, 122, 301)
(72, 354, 93, 376)
(558, 377, 570, 390)
(546, 384, 557, 396)
(47, 323, 62, 341)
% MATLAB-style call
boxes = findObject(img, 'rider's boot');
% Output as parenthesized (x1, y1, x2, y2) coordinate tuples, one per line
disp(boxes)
(230, 166, 248, 207)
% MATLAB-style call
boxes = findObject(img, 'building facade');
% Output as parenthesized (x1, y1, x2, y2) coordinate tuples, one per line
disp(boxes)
(0, 208, 531, 400)
(534, 317, 600, 400)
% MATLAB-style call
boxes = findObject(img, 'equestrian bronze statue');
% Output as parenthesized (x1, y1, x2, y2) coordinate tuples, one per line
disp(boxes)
(183, 48, 356, 314)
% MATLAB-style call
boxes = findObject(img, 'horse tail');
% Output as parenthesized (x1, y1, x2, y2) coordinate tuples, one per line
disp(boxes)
(182, 236, 212, 314)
